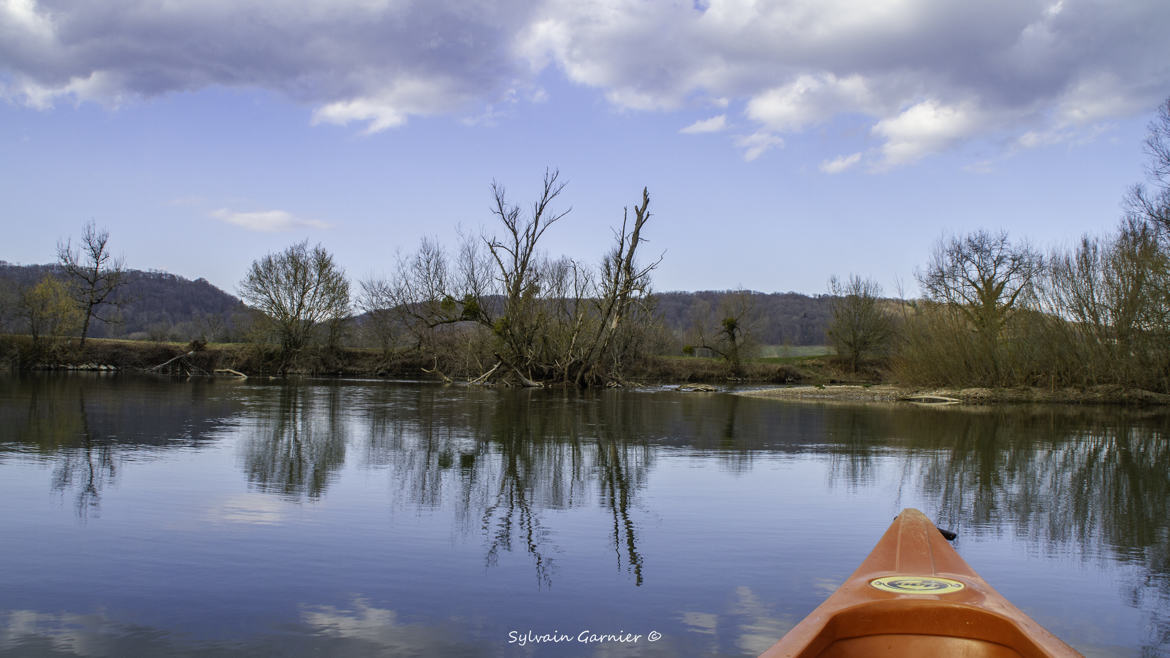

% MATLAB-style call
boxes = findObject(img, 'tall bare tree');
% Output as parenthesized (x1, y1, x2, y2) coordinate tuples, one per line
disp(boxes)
(239, 241, 350, 369)
(465, 170, 659, 386)
(483, 169, 572, 383)
(919, 230, 1042, 345)
(827, 274, 894, 373)
(572, 188, 660, 385)
(360, 171, 659, 387)
(57, 221, 126, 347)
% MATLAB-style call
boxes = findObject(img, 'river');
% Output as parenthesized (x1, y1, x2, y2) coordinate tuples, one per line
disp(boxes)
(0, 374, 1166, 656)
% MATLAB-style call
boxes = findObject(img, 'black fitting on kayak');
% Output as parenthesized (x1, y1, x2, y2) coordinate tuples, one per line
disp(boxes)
(893, 514, 958, 540)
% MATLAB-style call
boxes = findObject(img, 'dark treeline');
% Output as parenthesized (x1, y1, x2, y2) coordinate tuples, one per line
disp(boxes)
(655, 290, 833, 347)
(0, 264, 830, 348)
(0, 262, 249, 342)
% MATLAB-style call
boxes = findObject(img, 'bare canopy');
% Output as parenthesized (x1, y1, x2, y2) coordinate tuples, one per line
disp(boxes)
(56, 221, 126, 347)
(918, 230, 1042, 341)
(827, 274, 893, 373)
(239, 241, 350, 367)
(356, 169, 661, 387)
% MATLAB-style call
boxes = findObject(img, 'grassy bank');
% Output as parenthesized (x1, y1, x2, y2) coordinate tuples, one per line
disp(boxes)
(5, 335, 1163, 404)
(0, 335, 825, 384)
(0, 335, 421, 378)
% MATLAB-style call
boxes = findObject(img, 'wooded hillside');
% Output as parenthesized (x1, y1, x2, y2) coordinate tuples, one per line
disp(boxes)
(1, 262, 833, 348)
(0, 262, 248, 341)
(654, 290, 833, 346)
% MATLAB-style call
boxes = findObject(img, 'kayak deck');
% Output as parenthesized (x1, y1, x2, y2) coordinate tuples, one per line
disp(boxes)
(759, 508, 1081, 657)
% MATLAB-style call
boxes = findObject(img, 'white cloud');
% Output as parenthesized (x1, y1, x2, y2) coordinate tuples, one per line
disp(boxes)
(871, 100, 987, 168)
(681, 114, 727, 134)
(747, 74, 876, 132)
(311, 75, 475, 133)
(1, 0, 52, 40)
(5, 71, 126, 110)
(212, 209, 331, 232)
(515, 0, 1170, 166)
(2, 0, 1169, 163)
(1053, 72, 1145, 127)
(1, 0, 537, 131)
(735, 131, 783, 162)
(820, 152, 862, 174)
(313, 98, 408, 133)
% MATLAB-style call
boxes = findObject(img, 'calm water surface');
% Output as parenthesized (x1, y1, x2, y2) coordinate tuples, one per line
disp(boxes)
(0, 374, 1167, 657)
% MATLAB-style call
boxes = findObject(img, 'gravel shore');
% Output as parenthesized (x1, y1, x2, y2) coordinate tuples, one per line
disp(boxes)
(736, 384, 1170, 406)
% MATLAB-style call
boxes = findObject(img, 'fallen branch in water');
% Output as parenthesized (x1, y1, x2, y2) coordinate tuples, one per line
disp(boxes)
(469, 361, 501, 385)
(421, 357, 453, 384)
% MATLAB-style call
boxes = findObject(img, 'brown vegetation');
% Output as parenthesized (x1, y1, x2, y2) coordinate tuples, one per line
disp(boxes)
(888, 98, 1170, 395)
(357, 170, 663, 387)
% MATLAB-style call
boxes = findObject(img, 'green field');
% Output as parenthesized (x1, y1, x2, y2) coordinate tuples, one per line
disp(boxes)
(756, 345, 834, 360)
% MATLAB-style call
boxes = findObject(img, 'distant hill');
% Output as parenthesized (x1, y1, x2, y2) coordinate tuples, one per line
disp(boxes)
(654, 290, 834, 346)
(1, 261, 834, 348)
(0, 262, 248, 341)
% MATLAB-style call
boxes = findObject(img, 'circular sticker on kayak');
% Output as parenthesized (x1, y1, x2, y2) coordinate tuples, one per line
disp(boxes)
(870, 576, 965, 595)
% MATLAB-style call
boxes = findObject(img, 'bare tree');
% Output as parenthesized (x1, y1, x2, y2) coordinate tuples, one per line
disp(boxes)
(827, 274, 894, 373)
(471, 170, 659, 386)
(578, 188, 661, 383)
(483, 169, 572, 384)
(359, 171, 659, 387)
(57, 221, 126, 347)
(1129, 96, 1170, 235)
(239, 241, 350, 369)
(358, 236, 480, 373)
(356, 277, 400, 357)
(919, 230, 1043, 345)
(1046, 218, 1170, 385)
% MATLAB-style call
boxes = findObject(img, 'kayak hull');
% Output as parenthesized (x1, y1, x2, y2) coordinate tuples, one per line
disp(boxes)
(759, 508, 1081, 658)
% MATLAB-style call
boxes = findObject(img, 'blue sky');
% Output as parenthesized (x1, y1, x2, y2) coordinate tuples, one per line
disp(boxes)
(2, 0, 1168, 297)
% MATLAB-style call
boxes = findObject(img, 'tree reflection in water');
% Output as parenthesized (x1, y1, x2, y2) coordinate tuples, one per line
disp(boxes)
(49, 393, 117, 520)
(353, 386, 650, 588)
(0, 375, 238, 520)
(240, 383, 348, 500)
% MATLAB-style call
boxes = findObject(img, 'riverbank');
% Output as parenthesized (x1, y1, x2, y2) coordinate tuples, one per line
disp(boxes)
(737, 384, 1170, 406)
(0, 335, 811, 385)
(10, 336, 1165, 405)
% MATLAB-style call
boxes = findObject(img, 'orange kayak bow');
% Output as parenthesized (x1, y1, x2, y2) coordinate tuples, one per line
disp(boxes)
(759, 508, 1081, 657)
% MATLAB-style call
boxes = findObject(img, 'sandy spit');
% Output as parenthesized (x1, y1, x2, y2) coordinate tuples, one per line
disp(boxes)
(735, 384, 1170, 406)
